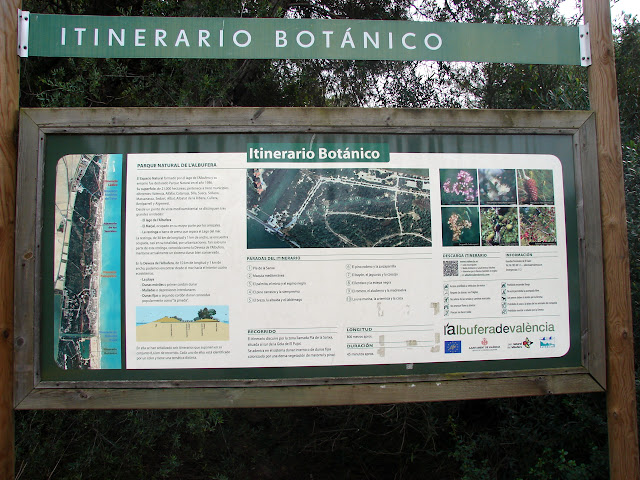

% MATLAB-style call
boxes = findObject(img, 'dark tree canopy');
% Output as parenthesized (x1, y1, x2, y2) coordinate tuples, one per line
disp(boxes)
(197, 307, 216, 319)
(20, 0, 418, 108)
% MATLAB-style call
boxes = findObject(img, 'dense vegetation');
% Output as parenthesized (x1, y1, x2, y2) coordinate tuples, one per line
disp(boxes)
(15, 0, 640, 478)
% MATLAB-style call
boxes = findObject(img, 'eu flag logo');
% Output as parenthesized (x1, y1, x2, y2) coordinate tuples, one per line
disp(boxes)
(445, 340, 462, 353)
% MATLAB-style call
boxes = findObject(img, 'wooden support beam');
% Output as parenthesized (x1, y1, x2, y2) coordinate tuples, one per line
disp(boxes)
(0, 3, 19, 480)
(583, 0, 640, 478)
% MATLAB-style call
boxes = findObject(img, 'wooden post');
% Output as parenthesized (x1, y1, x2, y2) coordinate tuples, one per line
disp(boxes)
(0, 2, 19, 480)
(583, 0, 640, 478)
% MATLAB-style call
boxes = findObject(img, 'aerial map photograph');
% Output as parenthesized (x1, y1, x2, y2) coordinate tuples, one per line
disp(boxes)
(53, 154, 122, 370)
(247, 168, 432, 249)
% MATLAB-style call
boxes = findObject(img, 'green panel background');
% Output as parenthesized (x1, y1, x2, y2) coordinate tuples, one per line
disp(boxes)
(40, 132, 581, 381)
(27, 14, 582, 65)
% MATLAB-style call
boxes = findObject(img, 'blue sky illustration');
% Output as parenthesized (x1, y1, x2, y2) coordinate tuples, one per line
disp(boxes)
(135, 305, 229, 325)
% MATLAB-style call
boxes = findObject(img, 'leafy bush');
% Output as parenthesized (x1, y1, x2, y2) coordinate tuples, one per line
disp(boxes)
(15, 396, 609, 479)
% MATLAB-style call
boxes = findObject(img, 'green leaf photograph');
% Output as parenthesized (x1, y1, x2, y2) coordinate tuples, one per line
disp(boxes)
(481, 207, 519, 246)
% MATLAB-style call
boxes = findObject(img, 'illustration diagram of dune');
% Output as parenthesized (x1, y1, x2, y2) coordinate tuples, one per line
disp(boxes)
(136, 316, 229, 342)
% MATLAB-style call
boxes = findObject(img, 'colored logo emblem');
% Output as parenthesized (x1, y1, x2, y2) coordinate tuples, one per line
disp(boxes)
(540, 336, 556, 348)
(481, 338, 488, 346)
(523, 337, 533, 348)
(445, 340, 462, 353)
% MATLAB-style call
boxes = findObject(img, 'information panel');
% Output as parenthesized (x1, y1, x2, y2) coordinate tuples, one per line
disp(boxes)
(52, 147, 570, 372)
(15, 108, 606, 408)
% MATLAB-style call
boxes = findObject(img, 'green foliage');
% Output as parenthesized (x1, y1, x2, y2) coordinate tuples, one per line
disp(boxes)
(481, 207, 518, 246)
(197, 307, 216, 319)
(445, 396, 608, 480)
(616, 17, 640, 387)
(413, 0, 590, 110)
(623, 141, 640, 382)
(15, 397, 609, 479)
(16, 409, 224, 479)
(414, 0, 566, 25)
(20, 0, 418, 108)
(616, 17, 640, 145)
(523, 448, 596, 480)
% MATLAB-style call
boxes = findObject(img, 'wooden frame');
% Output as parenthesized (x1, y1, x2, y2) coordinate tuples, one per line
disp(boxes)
(1, 3, 20, 477)
(14, 107, 605, 409)
(584, 1, 640, 474)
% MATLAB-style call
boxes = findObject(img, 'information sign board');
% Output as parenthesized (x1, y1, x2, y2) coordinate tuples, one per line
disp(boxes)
(19, 13, 585, 65)
(14, 108, 605, 408)
(118, 152, 567, 370)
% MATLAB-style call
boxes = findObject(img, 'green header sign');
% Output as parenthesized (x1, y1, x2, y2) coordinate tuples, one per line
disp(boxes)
(247, 143, 390, 162)
(21, 13, 584, 65)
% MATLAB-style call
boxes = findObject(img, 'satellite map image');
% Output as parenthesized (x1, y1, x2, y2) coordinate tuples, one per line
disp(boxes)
(53, 153, 122, 369)
(247, 168, 432, 249)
